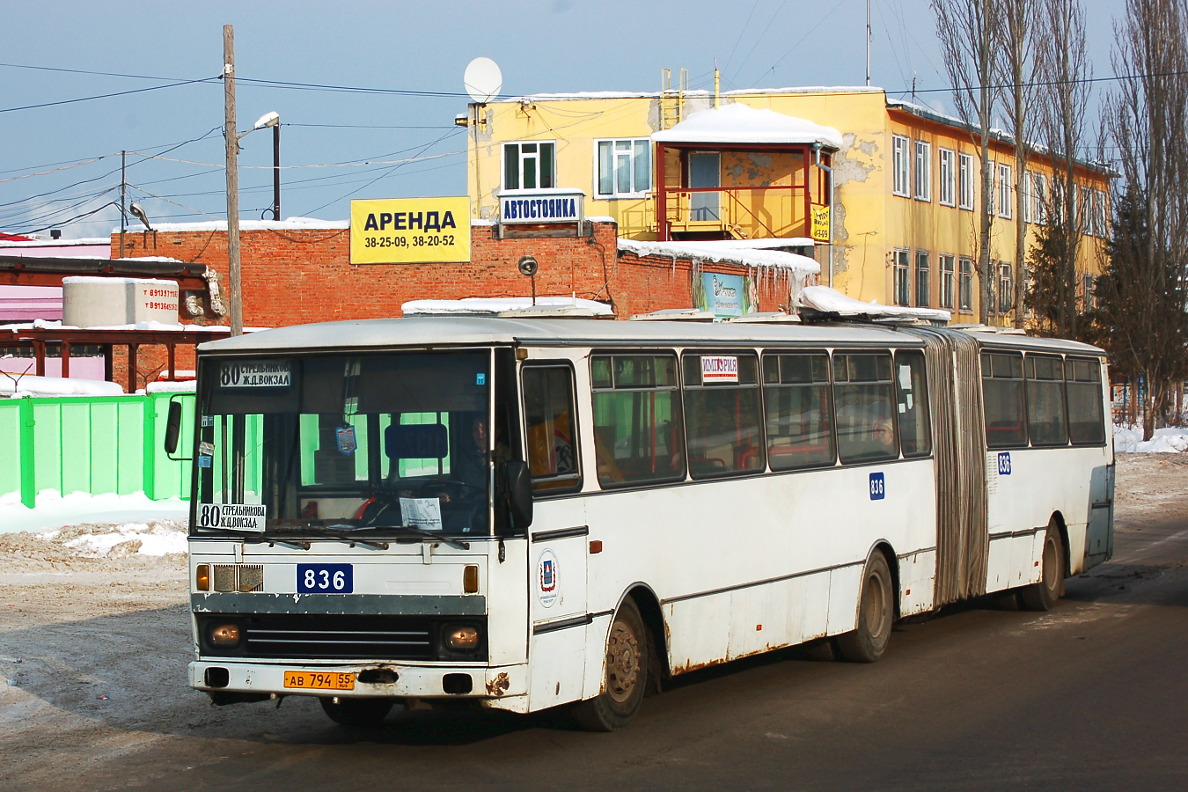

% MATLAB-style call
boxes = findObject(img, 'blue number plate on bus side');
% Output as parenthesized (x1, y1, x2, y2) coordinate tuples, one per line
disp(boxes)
(297, 563, 354, 593)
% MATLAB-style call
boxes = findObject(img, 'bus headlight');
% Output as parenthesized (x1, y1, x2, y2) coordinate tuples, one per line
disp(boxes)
(444, 625, 480, 651)
(209, 623, 242, 646)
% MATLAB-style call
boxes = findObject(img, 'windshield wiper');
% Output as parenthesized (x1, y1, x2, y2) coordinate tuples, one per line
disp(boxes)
(389, 525, 470, 551)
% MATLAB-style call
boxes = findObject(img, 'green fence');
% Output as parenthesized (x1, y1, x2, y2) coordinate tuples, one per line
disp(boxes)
(0, 392, 194, 508)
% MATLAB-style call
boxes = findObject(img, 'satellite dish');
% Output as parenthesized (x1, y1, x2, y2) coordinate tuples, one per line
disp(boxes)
(464, 57, 503, 103)
(518, 256, 539, 277)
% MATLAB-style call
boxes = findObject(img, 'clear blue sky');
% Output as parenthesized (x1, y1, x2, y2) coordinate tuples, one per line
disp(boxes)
(0, 0, 1119, 239)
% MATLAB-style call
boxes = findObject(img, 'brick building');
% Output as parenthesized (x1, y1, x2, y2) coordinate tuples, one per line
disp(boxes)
(113, 217, 818, 386)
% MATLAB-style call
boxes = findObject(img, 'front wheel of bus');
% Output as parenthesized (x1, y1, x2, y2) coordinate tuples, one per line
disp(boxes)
(571, 598, 648, 731)
(836, 552, 894, 663)
(319, 696, 394, 727)
(1020, 525, 1064, 611)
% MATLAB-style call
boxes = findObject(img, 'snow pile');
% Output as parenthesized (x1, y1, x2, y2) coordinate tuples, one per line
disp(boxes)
(0, 374, 123, 397)
(1113, 424, 1188, 453)
(0, 490, 187, 535)
(40, 520, 188, 558)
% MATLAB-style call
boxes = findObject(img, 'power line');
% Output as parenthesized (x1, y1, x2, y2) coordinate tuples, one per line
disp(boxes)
(0, 76, 218, 114)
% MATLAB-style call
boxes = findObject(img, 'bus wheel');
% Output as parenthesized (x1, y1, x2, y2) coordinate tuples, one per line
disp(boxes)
(571, 598, 648, 731)
(836, 553, 894, 663)
(1020, 526, 1064, 611)
(319, 696, 394, 727)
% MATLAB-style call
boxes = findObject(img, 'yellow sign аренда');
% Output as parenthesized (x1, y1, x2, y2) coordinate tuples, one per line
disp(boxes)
(350, 197, 470, 264)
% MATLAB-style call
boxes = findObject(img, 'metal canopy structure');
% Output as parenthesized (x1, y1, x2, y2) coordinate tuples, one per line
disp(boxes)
(2, 325, 233, 392)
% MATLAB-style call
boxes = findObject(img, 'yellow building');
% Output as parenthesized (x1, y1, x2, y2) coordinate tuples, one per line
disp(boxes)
(462, 86, 1111, 324)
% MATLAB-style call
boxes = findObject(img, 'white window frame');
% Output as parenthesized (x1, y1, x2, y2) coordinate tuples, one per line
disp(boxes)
(914, 141, 931, 201)
(940, 254, 955, 309)
(595, 138, 652, 199)
(915, 250, 931, 307)
(959, 257, 974, 311)
(502, 140, 556, 192)
(938, 148, 955, 207)
(997, 163, 1012, 219)
(1021, 170, 1032, 223)
(1033, 172, 1048, 226)
(999, 262, 1013, 313)
(892, 135, 910, 197)
(893, 248, 910, 306)
(958, 153, 975, 210)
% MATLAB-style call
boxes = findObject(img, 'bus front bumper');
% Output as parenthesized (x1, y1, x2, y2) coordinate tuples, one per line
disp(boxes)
(189, 660, 527, 704)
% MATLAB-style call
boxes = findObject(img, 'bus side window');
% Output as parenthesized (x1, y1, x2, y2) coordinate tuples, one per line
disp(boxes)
(591, 353, 684, 488)
(895, 349, 932, 458)
(1067, 357, 1106, 445)
(834, 352, 898, 464)
(1026, 355, 1068, 446)
(522, 365, 582, 494)
(982, 352, 1027, 448)
(763, 352, 836, 470)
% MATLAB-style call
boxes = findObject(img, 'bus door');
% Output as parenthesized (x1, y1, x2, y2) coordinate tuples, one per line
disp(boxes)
(521, 363, 589, 709)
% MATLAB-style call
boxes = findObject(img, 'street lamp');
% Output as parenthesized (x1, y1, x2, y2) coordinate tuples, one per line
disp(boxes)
(252, 111, 281, 221)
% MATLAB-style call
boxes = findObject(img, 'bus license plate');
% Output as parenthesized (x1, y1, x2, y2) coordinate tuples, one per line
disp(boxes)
(283, 671, 355, 691)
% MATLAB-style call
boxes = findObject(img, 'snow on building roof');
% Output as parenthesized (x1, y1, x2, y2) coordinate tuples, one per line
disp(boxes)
(618, 238, 821, 277)
(402, 296, 613, 317)
(798, 285, 951, 323)
(651, 103, 843, 149)
(0, 374, 123, 398)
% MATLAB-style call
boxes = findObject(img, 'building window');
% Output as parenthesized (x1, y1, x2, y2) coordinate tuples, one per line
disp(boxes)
(915, 250, 931, 307)
(999, 262, 1013, 313)
(914, 141, 931, 201)
(1022, 170, 1032, 223)
(959, 153, 975, 210)
(893, 135, 910, 197)
(894, 248, 910, 306)
(1082, 273, 1095, 310)
(959, 257, 973, 311)
(997, 163, 1012, 218)
(938, 148, 955, 206)
(1050, 179, 1065, 226)
(940, 254, 955, 309)
(1033, 173, 1048, 226)
(503, 141, 555, 191)
(1080, 186, 1093, 235)
(1094, 189, 1108, 237)
(596, 139, 651, 198)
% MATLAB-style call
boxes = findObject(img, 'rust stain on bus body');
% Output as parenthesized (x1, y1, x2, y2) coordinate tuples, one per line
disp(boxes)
(485, 672, 510, 697)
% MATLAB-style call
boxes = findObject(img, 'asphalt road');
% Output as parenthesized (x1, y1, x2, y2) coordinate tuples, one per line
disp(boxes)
(5, 514, 1186, 792)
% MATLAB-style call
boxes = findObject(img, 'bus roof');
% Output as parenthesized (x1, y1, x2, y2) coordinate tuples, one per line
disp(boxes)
(196, 316, 1103, 356)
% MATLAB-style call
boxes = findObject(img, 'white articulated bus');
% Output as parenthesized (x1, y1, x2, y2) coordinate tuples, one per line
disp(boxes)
(177, 314, 1114, 730)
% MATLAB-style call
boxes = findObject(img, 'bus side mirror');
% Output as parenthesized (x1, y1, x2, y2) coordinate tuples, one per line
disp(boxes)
(500, 460, 533, 531)
(164, 398, 189, 459)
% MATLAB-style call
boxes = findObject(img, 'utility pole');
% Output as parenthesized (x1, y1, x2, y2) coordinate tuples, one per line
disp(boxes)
(119, 150, 126, 258)
(223, 24, 243, 336)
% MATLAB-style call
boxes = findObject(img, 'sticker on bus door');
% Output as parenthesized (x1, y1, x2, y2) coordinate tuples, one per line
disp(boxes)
(998, 452, 1012, 475)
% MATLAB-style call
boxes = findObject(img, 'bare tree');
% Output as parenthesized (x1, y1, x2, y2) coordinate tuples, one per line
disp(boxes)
(994, 0, 1038, 328)
(1102, 0, 1188, 437)
(933, 0, 998, 324)
(1031, 0, 1092, 339)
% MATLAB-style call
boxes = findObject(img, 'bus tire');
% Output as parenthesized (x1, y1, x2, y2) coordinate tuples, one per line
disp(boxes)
(319, 696, 394, 727)
(571, 597, 648, 731)
(836, 552, 894, 663)
(1020, 525, 1064, 611)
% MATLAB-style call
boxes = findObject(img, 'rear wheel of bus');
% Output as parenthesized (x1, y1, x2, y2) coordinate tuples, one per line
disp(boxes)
(836, 552, 894, 663)
(571, 597, 648, 731)
(319, 696, 394, 727)
(1020, 523, 1065, 611)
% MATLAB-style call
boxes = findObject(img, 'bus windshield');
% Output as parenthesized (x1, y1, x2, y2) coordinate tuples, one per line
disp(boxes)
(192, 349, 494, 538)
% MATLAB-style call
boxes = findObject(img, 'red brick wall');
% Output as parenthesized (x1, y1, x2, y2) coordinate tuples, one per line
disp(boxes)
(116, 221, 807, 326)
